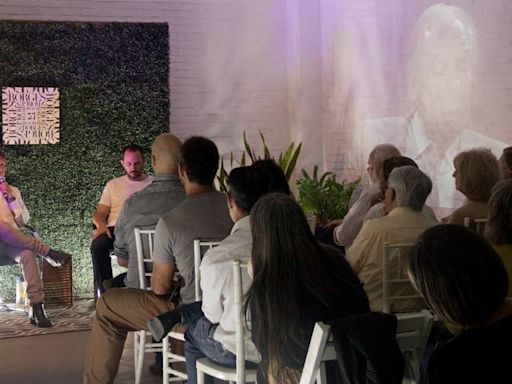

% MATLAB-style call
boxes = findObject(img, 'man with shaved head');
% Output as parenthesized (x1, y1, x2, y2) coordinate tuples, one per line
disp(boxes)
(105, 133, 186, 290)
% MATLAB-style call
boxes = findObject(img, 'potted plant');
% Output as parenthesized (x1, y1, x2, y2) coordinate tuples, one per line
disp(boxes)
(296, 165, 360, 226)
(217, 131, 301, 192)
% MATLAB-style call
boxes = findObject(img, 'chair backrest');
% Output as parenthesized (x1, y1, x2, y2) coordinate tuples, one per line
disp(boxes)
(134, 227, 156, 290)
(233, 259, 252, 383)
(193, 239, 222, 300)
(300, 313, 404, 384)
(382, 242, 424, 313)
(299, 322, 335, 384)
(395, 310, 434, 383)
(395, 310, 434, 355)
(463, 217, 488, 235)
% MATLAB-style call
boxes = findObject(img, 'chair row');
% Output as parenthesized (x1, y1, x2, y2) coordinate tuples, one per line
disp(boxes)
(135, 228, 436, 384)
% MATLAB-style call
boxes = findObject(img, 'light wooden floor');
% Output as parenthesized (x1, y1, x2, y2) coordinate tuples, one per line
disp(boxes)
(0, 329, 163, 384)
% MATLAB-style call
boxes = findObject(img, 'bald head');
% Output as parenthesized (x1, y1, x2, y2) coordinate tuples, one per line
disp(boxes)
(367, 144, 401, 183)
(151, 133, 182, 174)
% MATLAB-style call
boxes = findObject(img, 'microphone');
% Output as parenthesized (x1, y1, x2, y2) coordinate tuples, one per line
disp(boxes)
(0, 176, 9, 202)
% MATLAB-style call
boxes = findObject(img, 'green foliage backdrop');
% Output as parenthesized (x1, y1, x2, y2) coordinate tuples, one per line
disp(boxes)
(0, 21, 169, 300)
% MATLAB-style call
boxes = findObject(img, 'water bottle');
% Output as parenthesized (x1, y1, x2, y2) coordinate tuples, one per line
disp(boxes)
(15, 276, 26, 308)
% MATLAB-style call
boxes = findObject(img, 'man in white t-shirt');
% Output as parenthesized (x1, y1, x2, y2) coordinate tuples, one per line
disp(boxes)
(91, 144, 153, 298)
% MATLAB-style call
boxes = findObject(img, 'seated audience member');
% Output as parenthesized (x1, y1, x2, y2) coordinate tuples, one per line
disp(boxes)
(327, 144, 401, 250)
(499, 146, 512, 179)
(252, 159, 292, 195)
(443, 148, 500, 225)
(147, 165, 272, 384)
(105, 133, 185, 290)
(83, 136, 233, 384)
(485, 179, 512, 295)
(0, 150, 70, 328)
(247, 193, 370, 383)
(347, 166, 436, 312)
(364, 156, 437, 222)
(407, 224, 512, 383)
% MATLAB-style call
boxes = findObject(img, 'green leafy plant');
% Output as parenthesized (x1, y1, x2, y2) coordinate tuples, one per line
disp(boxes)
(297, 165, 360, 225)
(217, 131, 301, 192)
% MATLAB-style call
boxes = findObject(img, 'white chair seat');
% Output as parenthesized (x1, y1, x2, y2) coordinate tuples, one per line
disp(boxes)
(196, 358, 257, 383)
(168, 330, 185, 342)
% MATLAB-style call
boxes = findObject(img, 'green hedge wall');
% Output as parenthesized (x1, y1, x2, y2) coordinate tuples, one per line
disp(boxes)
(0, 21, 169, 300)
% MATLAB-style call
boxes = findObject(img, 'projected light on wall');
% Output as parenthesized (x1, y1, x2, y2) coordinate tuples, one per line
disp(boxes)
(1, 87, 60, 145)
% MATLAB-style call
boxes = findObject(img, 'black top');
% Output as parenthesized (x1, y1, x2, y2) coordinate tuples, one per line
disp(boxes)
(250, 245, 370, 382)
(428, 313, 512, 383)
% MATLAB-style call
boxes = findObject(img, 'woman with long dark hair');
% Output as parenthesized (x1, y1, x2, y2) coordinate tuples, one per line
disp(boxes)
(246, 193, 370, 383)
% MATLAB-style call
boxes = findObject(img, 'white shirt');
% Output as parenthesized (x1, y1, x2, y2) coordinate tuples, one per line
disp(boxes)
(200, 215, 260, 363)
(333, 183, 380, 248)
(0, 185, 29, 229)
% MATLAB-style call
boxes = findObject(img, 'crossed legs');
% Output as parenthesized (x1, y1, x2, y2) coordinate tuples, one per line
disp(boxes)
(83, 288, 173, 384)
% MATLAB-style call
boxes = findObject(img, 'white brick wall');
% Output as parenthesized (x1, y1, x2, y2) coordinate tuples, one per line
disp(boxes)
(1, 0, 511, 187)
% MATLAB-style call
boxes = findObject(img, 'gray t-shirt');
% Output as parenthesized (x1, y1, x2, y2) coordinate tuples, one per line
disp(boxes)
(113, 173, 186, 288)
(153, 190, 232, 304)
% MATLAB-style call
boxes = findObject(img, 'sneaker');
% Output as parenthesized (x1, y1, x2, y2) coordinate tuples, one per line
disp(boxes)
(45, 249, 71, 268)
(147, 308, 182, 342)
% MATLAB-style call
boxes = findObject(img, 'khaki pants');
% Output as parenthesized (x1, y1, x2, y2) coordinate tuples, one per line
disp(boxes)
(0, 221, 51, 304)
(83, 288, 174, 384)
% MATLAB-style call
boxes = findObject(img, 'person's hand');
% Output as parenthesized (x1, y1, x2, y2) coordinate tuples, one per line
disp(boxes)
(378, 206, 388, 218)
(93, 223, 111, 240)
(369, 192, 383, 206)
(0, 182, 14, 202)
(324, 219, 343, 229)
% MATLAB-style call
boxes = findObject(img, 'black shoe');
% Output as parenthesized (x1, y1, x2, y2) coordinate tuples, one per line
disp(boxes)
(148, 361, 163, 376)
(45, 249, 71, 268)
(29, 303, 53, 328)
(147, 308, 182, 342)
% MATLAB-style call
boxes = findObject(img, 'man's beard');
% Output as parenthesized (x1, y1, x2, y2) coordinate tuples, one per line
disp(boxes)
(127, 171, 142, 180)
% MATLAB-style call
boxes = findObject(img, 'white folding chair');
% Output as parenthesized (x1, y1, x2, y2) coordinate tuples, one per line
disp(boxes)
(194, 239, 222, 301)
(299, 322, 335, 384)
(301, 313, 433, 384)
(395, 310, 434, 384)
(382, 242, 424, 314)
(162, 239, 222, 383)
(383, 242, 433, 384)
(196, 259, 258, 384)
(463, 217, 488, 235)
(133, 227, 163, 384)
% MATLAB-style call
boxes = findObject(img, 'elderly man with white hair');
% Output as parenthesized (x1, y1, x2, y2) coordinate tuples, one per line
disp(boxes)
(327, 143, 401, 249)
(346, 166, 437, 312)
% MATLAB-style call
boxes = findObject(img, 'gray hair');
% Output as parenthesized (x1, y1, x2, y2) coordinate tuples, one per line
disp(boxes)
(369, 144, 401, 164)
(388, 166, 432, 211)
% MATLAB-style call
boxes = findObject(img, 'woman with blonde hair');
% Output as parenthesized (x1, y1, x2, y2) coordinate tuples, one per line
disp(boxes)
(407, 224, 512, 383)
(443, 148, 500, 224)
(485, 179, 512, 295)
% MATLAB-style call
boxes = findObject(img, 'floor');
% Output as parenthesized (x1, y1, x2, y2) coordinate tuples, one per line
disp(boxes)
(0, 329, 164, 384)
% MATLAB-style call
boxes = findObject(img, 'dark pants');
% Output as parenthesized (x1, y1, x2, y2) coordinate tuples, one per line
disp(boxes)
(90, 227, 115, 295)
(182, 302, 236, 384)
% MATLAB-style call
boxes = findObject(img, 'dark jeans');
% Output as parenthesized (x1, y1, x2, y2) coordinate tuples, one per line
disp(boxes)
(182, 301, 236, 384)
(90, 227, 115, 295)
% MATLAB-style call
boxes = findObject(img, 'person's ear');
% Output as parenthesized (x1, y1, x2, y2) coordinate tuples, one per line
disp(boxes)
(226, 192, 235, 209)
(178, 163, 185, 178)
